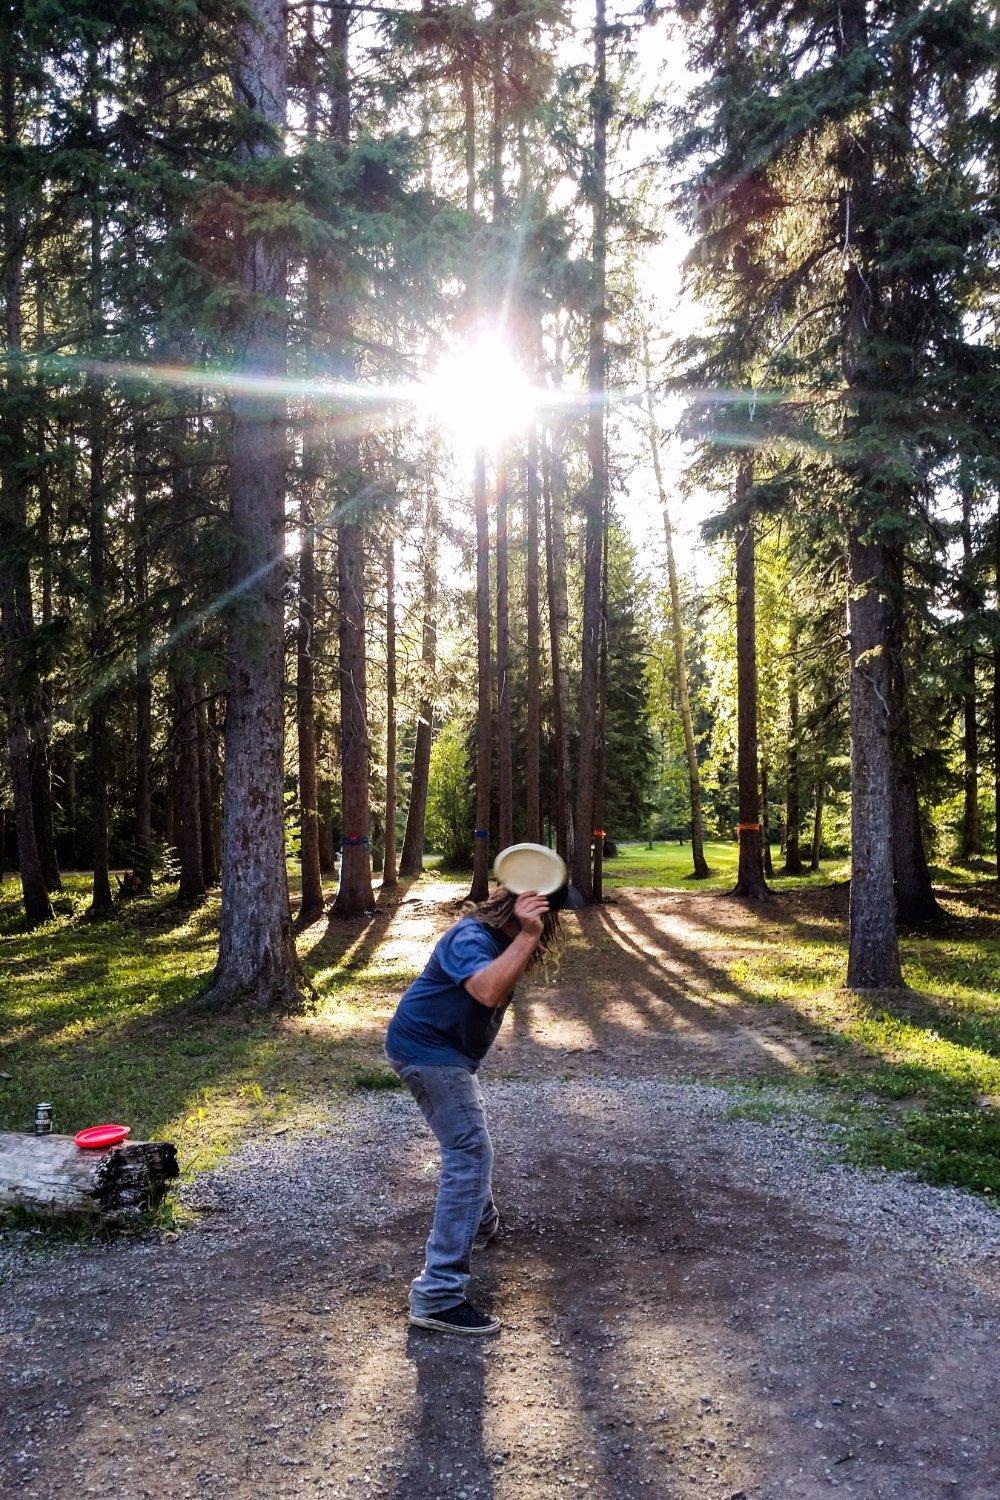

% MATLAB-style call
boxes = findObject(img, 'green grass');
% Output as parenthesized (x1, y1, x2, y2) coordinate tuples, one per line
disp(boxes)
(601, 840, 851, 891)
(0, 874, 422, 1180)
(722, 900, 1000, 1197)
(3, 861, 999, 1206)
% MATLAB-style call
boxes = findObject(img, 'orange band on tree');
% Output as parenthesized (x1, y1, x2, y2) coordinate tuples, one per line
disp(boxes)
(594, 829, 606, 838)
(737, 822, 762, 832)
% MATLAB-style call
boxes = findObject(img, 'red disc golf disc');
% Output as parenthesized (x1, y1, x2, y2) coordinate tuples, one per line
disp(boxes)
(74, 1124, 131, 1150)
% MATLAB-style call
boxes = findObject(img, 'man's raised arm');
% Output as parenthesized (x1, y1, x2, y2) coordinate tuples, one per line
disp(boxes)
(463, 892, 549, 1008)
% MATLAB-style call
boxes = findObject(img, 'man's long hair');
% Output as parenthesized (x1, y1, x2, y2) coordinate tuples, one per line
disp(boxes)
(466, 886, 561, 972)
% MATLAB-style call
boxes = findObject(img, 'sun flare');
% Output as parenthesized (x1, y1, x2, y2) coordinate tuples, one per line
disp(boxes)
(424, 332, 536, 450)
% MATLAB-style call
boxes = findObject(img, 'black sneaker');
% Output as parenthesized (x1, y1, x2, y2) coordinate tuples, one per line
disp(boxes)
(409, 1300, 501, 1336)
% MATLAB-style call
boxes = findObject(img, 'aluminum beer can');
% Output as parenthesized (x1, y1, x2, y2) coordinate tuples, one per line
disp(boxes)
(34, 1102, 53, 1135)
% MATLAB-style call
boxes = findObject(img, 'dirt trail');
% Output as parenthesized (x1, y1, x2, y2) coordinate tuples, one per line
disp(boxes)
(2, 887, 998, 1499)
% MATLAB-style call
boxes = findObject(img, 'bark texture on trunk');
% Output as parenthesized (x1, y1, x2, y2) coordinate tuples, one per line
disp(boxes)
(783, 611, 803, 874)
(29, 220, 59, 895)
(196, 690, 217, 887)
(86, 52, 113, 920)
(328, 8, 374, 918)
(207, 694, 223, 872)
(840, 0, 903, 989)
(592, 494, 609, 902)
(199, 0, 305, 1011)
(642, 329, 709, 878)
(495, 445, 513, 849)
(960, 479, 980, 858)
(87, 381, 112, 918)
(760, 761, 775, 879)
(732, 469, 770, 900)
(470, 447, 493, 901)
(132, 422, 153, 891)
(382, 537, 398, 888)
(0, 52, 51, 923)
(296, 0, 325, 925)
(29, 722, 59, 892)
(810, 781, 824, 871)
(995, 534, 1000, 885)
(543, 419, 573, 868)
(296, 447, 324, 921)
(400, 493, 437, 876)
(847, 535, 904, 988)
(884, 541, 941, 923)
(524, 430, 541, 844)
(572, 0, 608, 901)
(333, 514, 375, 913)
(173, 675, 205, 904)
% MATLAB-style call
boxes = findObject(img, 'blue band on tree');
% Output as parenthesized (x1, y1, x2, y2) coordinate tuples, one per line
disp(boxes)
(474, 828, 490, 839)
(341, 834, 370, 849)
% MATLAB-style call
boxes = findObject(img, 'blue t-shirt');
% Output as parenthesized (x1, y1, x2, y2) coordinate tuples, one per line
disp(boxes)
(386, 917, 514, 1071)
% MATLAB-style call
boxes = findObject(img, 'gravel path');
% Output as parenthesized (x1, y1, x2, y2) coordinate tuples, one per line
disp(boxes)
(2, 1076, 998, 1499)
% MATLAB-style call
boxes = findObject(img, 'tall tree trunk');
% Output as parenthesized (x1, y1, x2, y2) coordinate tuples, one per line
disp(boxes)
(333, 511, 375, 913)
(24, 99, 59, 897)
(328, 12, 374, 918)
(465, 55, 492, 901)
(64, 725, 77, 868)
(642, 328, 709, 878)
(841, 0, 903, 988)
(543, 413, 573, 867)
(490, 0, 513, 852)
(199, 0, 305, 1010)
(732, 466, 770, 899)
(296, 438, 324, 921)
(592, 495, 609, 900)
(173, 676, 205, 904)
(524, 427, 541, 843)
(85, 51, 113, 919)
(208, 694, 223, 871)
(783, 610, 803, 874)
(0, 45, 51, 923)
(810, 781, 824, 871)
(400, 492, 437, 876)
(28, 672, 58, 889)
(760, 761, 775, 878)
(495, 446, 513, 848)
(960, 477, 980, 858)
(382, 536, 398, 888)
(847, 535, 903, 987)
(470, 446, 493, 900)
(132, 418, 153, 891)
(295, 0, 325, 925)
(196, 689, 217, 887)
(994, 527, 1000, 884)
(884, 540, 941, 922)
(572, 0, 608, 901)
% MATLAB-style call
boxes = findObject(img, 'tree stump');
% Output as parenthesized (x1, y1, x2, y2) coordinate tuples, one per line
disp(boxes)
(0, 1133, 179, 1224)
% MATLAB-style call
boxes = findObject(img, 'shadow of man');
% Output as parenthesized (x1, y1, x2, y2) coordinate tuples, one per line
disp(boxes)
(388, 1327, 497, 1497)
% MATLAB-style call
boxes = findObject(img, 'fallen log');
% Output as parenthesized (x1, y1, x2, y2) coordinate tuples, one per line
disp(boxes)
(0, 1132, 179, 1224)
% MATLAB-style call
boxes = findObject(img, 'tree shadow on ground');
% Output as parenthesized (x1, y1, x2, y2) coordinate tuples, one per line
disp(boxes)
(3, 876, 998, 1186)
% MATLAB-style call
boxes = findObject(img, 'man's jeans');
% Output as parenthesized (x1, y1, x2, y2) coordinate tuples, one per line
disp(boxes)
(389, 1059, 498, 1315)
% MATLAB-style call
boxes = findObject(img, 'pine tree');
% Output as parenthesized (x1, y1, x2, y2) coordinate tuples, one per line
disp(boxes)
(199, 0, 307, 1011)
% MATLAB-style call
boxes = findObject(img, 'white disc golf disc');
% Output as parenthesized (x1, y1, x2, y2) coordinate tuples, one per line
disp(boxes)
(493, 843, 568, 896)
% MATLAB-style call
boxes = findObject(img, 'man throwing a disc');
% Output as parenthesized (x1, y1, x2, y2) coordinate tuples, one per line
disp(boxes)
(386, 877, 566, 1337)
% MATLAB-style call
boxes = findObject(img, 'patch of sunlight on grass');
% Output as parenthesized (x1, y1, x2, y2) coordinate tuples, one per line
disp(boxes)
(729, 943, 844, 1006)
(602, 841, 851, 891)
(728, 891, 1000, 1197)
(5, 868, 1000, 1200)
(0, 870, 429, 1179)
